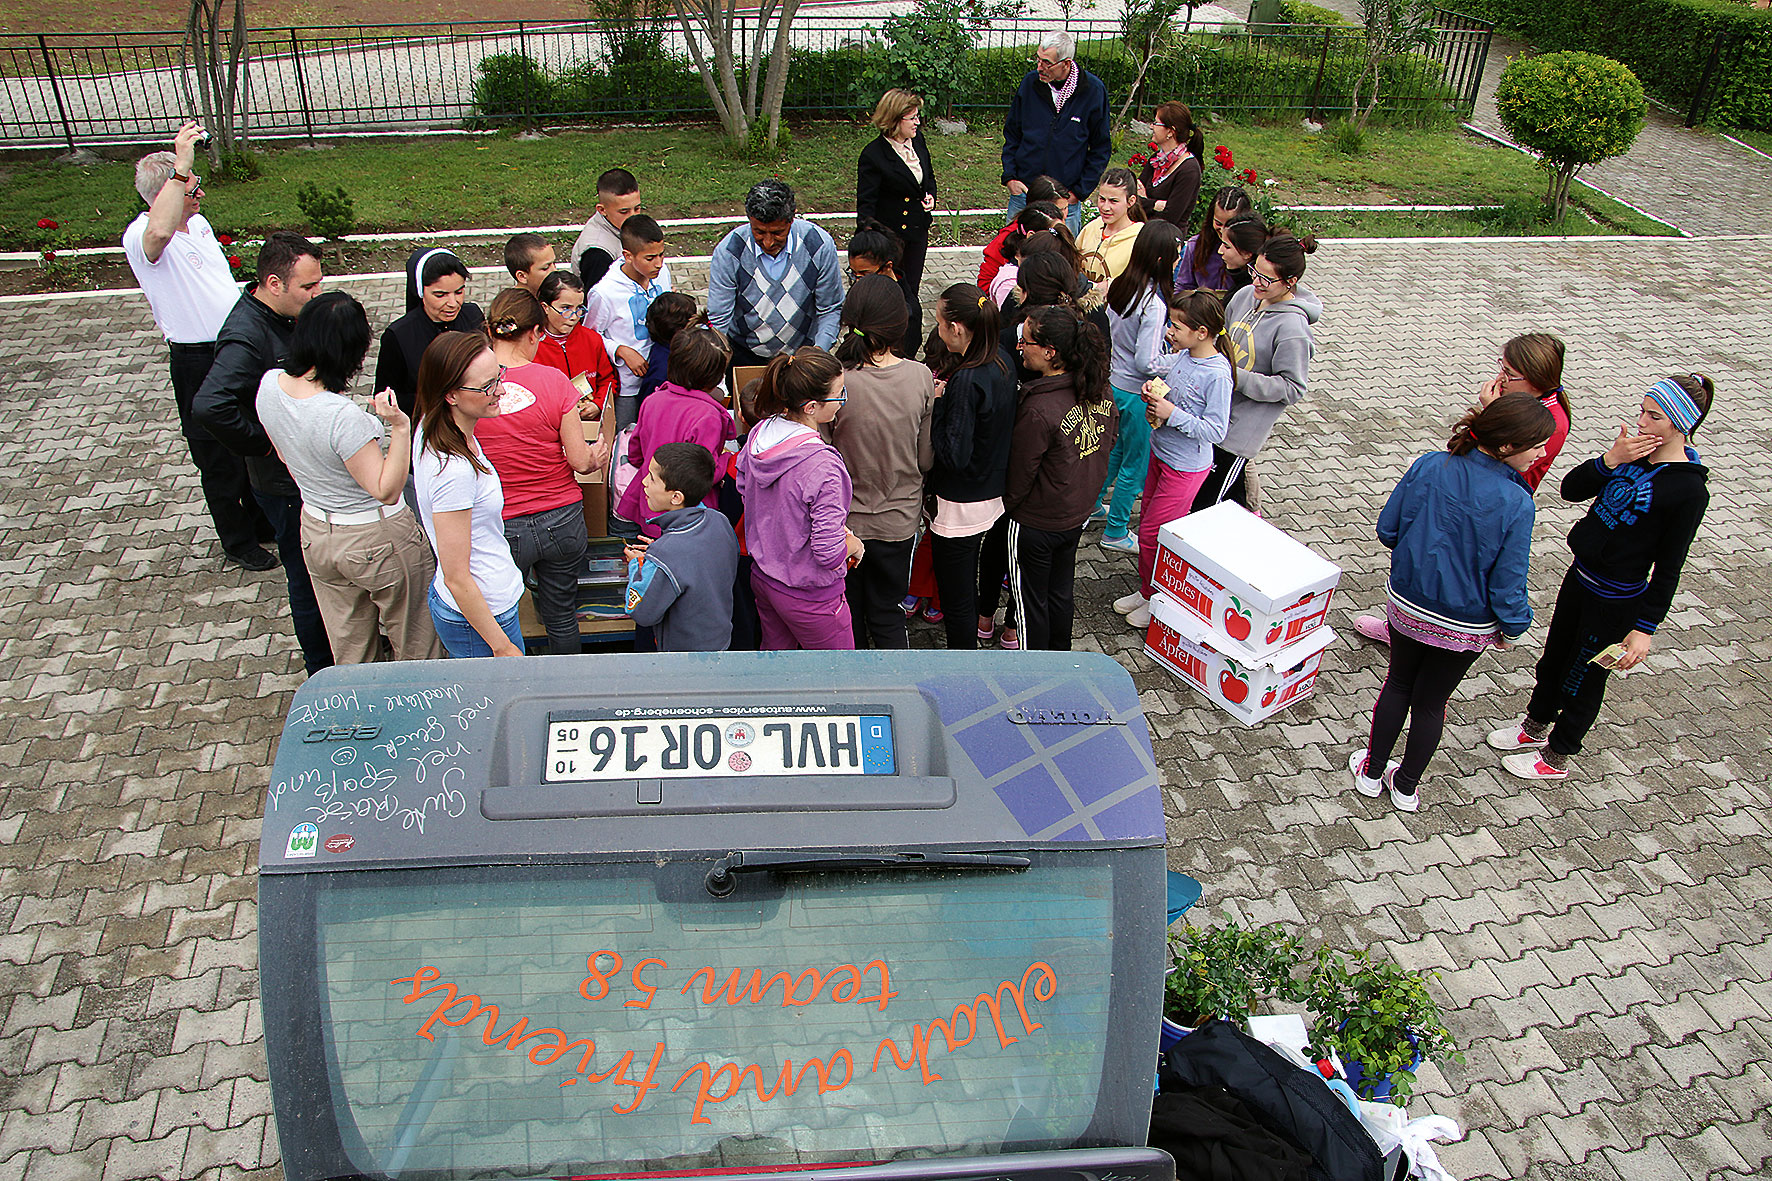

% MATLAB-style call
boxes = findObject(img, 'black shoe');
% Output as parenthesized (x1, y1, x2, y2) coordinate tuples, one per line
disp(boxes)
(223, 544, 280, 572)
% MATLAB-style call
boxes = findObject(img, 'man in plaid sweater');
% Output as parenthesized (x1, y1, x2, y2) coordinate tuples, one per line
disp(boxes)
(707, 179, 845, 369)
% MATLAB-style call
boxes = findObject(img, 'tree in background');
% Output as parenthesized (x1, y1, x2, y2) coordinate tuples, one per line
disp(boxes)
(181, 0, 251, 170)
(1496, 51, 1646, 220)
(874, 0, 1026, 120)
(1349, 0, 1436, 131)
(672, 0, 804, 152)
(1117, 0, 1196, 124)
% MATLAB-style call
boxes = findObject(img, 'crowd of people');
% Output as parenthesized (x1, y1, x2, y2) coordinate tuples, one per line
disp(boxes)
(127, 30, 1713, 796)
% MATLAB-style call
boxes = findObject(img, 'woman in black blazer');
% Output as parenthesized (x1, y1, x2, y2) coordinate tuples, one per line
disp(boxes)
(857, 88, 938, 353)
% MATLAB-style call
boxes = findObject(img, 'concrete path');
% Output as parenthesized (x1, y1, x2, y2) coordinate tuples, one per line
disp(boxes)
(1, 233, 1769, 1180)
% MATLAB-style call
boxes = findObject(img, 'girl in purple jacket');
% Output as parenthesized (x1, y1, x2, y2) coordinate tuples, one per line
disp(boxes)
(735, 347, 864, 650)
(618, 326, 738, 537)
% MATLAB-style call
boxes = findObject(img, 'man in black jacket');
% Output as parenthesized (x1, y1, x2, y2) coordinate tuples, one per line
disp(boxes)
(193, 231, 334, 675)
(1001, 30, 1111, 233)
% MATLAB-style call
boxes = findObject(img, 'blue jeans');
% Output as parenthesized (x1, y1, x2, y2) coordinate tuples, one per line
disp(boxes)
(253, 490, 334, 675)
(504, 501, 588, 656)
(1097, 384, 1154, 538)
(428, 584, 524, 657)
(1007, 190, 1083, 234)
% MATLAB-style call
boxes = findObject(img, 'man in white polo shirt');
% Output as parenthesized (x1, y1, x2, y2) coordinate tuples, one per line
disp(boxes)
(123, 120, 276, 572)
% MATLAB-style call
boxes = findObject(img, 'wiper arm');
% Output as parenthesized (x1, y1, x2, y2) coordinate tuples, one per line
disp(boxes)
(704, 849, 1030, 897)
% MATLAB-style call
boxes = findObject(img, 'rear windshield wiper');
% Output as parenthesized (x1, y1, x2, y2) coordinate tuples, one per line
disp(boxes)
(705, 849, 1030, 896)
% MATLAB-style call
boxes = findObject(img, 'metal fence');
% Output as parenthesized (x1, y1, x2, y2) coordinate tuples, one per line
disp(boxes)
(0, 11, 1493, 150)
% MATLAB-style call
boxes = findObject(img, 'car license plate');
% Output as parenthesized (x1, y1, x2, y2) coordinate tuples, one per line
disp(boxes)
(544, 708, 895, 782)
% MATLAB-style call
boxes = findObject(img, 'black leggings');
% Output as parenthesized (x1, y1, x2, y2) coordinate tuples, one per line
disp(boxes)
(1190, 445, 1250, 512)
(1527, 568, 1637, 757)
(930, 531, 983, 650)
(844, 536, 914, 649)
(1366, 628, 1482, 792)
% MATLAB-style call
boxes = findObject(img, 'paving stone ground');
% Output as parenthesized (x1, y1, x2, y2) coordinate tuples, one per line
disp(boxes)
(1, 235, 1770, 1181)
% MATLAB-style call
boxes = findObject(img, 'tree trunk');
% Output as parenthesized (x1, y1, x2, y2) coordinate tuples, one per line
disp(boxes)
(673, 0, 748, 141)
(754, 0, 801, 148)
(1115, 31, 1161, 125)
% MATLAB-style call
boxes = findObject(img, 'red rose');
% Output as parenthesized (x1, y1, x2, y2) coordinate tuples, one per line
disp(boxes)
(228, 255, 242, 267)
(42, 249, 56, 261)
(1241, 168, 1257, 183)
(217, 233, 233, 246)
(38, 218, 57, 230)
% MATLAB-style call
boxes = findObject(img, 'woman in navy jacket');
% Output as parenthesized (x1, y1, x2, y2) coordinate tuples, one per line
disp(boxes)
(1350, 393, 1555, 814)
(858, 89, 938, 354)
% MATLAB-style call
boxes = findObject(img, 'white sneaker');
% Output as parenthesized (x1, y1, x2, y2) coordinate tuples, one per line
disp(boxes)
(1485, 720, 1548, 751)
(1386, 767, 1420, 813)
(1347, 749, 1397, 798)
(1099, 532, 1139, 556)
(1113, 591, 1148, 615)
(1127, 604, 1152, 629)
(1502, 750, 1568, 780)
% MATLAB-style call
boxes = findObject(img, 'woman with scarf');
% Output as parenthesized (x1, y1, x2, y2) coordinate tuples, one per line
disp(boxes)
(374, 247, 487, 416)
(1138, 102, 1204, 232)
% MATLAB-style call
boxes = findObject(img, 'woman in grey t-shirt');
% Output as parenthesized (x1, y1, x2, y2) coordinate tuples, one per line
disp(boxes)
(256, 292, 443, 664)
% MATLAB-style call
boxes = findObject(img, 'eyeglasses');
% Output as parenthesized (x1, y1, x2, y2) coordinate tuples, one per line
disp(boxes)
(186, 175, 203, 194)
(550, 304, 587, 320)
(1031, 55, 1064, 69)
(456, 365, 507, 396)
(1497, 358, 1525, 381)
(1248, 264, 1286, 289)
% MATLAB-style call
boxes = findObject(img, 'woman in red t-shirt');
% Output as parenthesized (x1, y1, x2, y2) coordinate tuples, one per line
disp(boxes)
(534, 271, 619, 420)
(476, 288, 613, 654)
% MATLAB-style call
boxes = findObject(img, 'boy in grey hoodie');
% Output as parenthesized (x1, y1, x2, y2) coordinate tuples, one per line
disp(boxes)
(625, 443, 739, 652)
(1191, 233, 1323, 511)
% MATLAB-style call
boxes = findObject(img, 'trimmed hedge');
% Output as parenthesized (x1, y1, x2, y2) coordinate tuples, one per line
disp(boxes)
(1453, 0, 1772, 129)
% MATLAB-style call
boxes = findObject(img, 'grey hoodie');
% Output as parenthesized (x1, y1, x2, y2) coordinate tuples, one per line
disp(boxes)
(1220, 282, 1322, 459)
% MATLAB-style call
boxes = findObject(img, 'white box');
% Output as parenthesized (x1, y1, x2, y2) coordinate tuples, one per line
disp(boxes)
(1150, 501, 1341, 661)
(1144, 591, 1336, 726)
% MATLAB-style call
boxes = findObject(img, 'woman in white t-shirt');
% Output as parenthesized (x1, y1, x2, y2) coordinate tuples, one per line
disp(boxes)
(255, 292, 442, 664)
(413, 332, 527, 657)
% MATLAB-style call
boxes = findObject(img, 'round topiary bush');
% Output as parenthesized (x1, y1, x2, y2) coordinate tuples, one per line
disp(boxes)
(1495, 50, 1647, 220)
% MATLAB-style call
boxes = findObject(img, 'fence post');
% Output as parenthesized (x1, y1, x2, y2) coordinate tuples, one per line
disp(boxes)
(289, 28, 317, 142)
(37, 34, 78, 152)
(519, 19, 528, 59)
(1306, 27, 1331, 123)
(1686, 30, 1727, 128)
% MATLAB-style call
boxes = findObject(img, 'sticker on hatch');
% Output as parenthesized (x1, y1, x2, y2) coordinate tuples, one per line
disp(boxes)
(285, 822, 319, 859)
(545, 706, 895, 782)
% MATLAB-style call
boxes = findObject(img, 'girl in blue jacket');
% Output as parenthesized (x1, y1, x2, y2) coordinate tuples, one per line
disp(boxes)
(1350, 393, 1555, 813)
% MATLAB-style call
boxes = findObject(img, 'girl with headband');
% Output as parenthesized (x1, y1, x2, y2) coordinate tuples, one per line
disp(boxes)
(1488, 374, 1714, 781)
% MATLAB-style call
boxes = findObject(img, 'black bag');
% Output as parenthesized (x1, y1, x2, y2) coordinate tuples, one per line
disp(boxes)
(1158, 1020, 1392, 1181)
(1148, 1085, 1312, 1181)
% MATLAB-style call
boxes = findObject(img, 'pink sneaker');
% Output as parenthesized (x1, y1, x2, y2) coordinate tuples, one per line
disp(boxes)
(1485, 721, 1548, 751)
(1502, 751, 1568, 780)
(1353, 614, 1391, 643)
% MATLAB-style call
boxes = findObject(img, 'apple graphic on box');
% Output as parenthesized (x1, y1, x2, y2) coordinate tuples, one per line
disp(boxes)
(1222, 596, 1253, 642)
(1218, 662, 1250, 704)
(1261, 686, 1277, 707)
(1265, 620, 1283, 645)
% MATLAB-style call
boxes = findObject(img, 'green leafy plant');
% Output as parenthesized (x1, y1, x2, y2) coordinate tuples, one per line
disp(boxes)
(1304, 947, 1462, 1104)
(1495, 50, 1646, 220)
(1349, 0, 1438, 130)
(1325, 117, 1366, 154)
(1193, 142, 1280, 229)
(869, 0, 1024, 118)
(295, 182, 355, 240)
(1164, 917, 1307, 1029)
(31, 216, 88, 284)
(473, 52, 558, 126)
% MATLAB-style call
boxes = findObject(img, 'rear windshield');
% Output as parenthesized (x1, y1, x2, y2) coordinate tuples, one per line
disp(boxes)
(307, 859, 1116, 1179)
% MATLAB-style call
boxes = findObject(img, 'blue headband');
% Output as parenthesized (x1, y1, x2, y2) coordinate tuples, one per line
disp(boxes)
(1647, 377, 1702, 436)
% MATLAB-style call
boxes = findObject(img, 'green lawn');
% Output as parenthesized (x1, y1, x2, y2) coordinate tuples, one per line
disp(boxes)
(0, 117, 1672, 250)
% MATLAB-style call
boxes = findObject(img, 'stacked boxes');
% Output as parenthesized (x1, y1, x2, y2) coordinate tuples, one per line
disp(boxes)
(1142, 503, 1342, 725)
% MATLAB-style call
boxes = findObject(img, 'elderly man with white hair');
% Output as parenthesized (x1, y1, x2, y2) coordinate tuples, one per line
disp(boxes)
(1001, 30, 1112, 234)
(122, 120, 276, 571)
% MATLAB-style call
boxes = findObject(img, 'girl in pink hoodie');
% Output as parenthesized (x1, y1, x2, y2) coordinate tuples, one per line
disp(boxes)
(734, 348, 864, 650)
(618, 326, 737, 536)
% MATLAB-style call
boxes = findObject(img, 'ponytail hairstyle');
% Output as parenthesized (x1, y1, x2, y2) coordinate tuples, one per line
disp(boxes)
(1016, 251, 1081, 311)
(1260, 232, 1319, 283)
(1502, 332, 1569, 422)
(484, 286, 546, 341)
(753, 347, 844, 421)
(834, 274, 909, 369)
(1168, 288, 1237, 394)
(1108, 220, 1181, 317)
(665, 326, 732, 393)
(1017, 221, 1084, 275)
(1153, 101, 1205, 160)
(1447, 391, 1554, 460)
(1096, 167, 1146, 223)
(1186, 186, 1253, 283)
(1001, 201, 1061, 265)
(1219, 214, 1271, 263)
(1027, 304, 1110, 405)
(848, 218, 904, 274)
(1024, 175, 1075, 208)
(931, 283, 1007, 378)
(1658, 372, 1715, 437)
(414, 332, 496, 475)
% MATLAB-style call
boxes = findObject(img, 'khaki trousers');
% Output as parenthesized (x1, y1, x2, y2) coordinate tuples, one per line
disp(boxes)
(298, 508, 444, 664)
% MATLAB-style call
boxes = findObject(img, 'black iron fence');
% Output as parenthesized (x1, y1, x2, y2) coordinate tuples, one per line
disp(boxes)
(0, 11, 1492, 150)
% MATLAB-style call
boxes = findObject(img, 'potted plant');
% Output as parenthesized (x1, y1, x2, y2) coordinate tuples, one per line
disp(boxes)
(1163, 917, 1306, 1047)
(1304, 947, 1462, 1104)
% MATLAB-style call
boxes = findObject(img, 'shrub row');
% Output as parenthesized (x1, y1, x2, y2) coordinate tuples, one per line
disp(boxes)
(1453, 0, 1772, 128)
(476, 28, 1459, 128)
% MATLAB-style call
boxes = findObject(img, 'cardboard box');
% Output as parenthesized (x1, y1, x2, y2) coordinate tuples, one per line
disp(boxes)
(576, 408, 618, 540)
(1151, 501, 1340, 661)
(1144, 591, 1336, 726)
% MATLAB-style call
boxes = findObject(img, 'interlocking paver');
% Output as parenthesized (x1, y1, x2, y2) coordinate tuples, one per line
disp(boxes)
(3, 233, 1772, 1180)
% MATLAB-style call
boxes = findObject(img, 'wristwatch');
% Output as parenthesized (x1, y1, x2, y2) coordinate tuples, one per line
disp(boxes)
(171, 169, 191, 183)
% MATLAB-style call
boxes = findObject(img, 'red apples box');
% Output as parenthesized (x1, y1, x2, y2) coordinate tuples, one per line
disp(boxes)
(1144, 591, 1336, 726)
(1150, 501, 1341, 661)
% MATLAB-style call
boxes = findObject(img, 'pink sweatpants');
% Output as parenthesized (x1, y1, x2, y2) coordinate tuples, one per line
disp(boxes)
(1137, 458, 1212, 599)
(752, 568, 856, 651)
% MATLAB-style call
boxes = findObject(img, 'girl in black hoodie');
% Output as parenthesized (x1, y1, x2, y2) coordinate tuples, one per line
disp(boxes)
(1487, 374, 1713, 781)
(374, 248, 487, 416)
